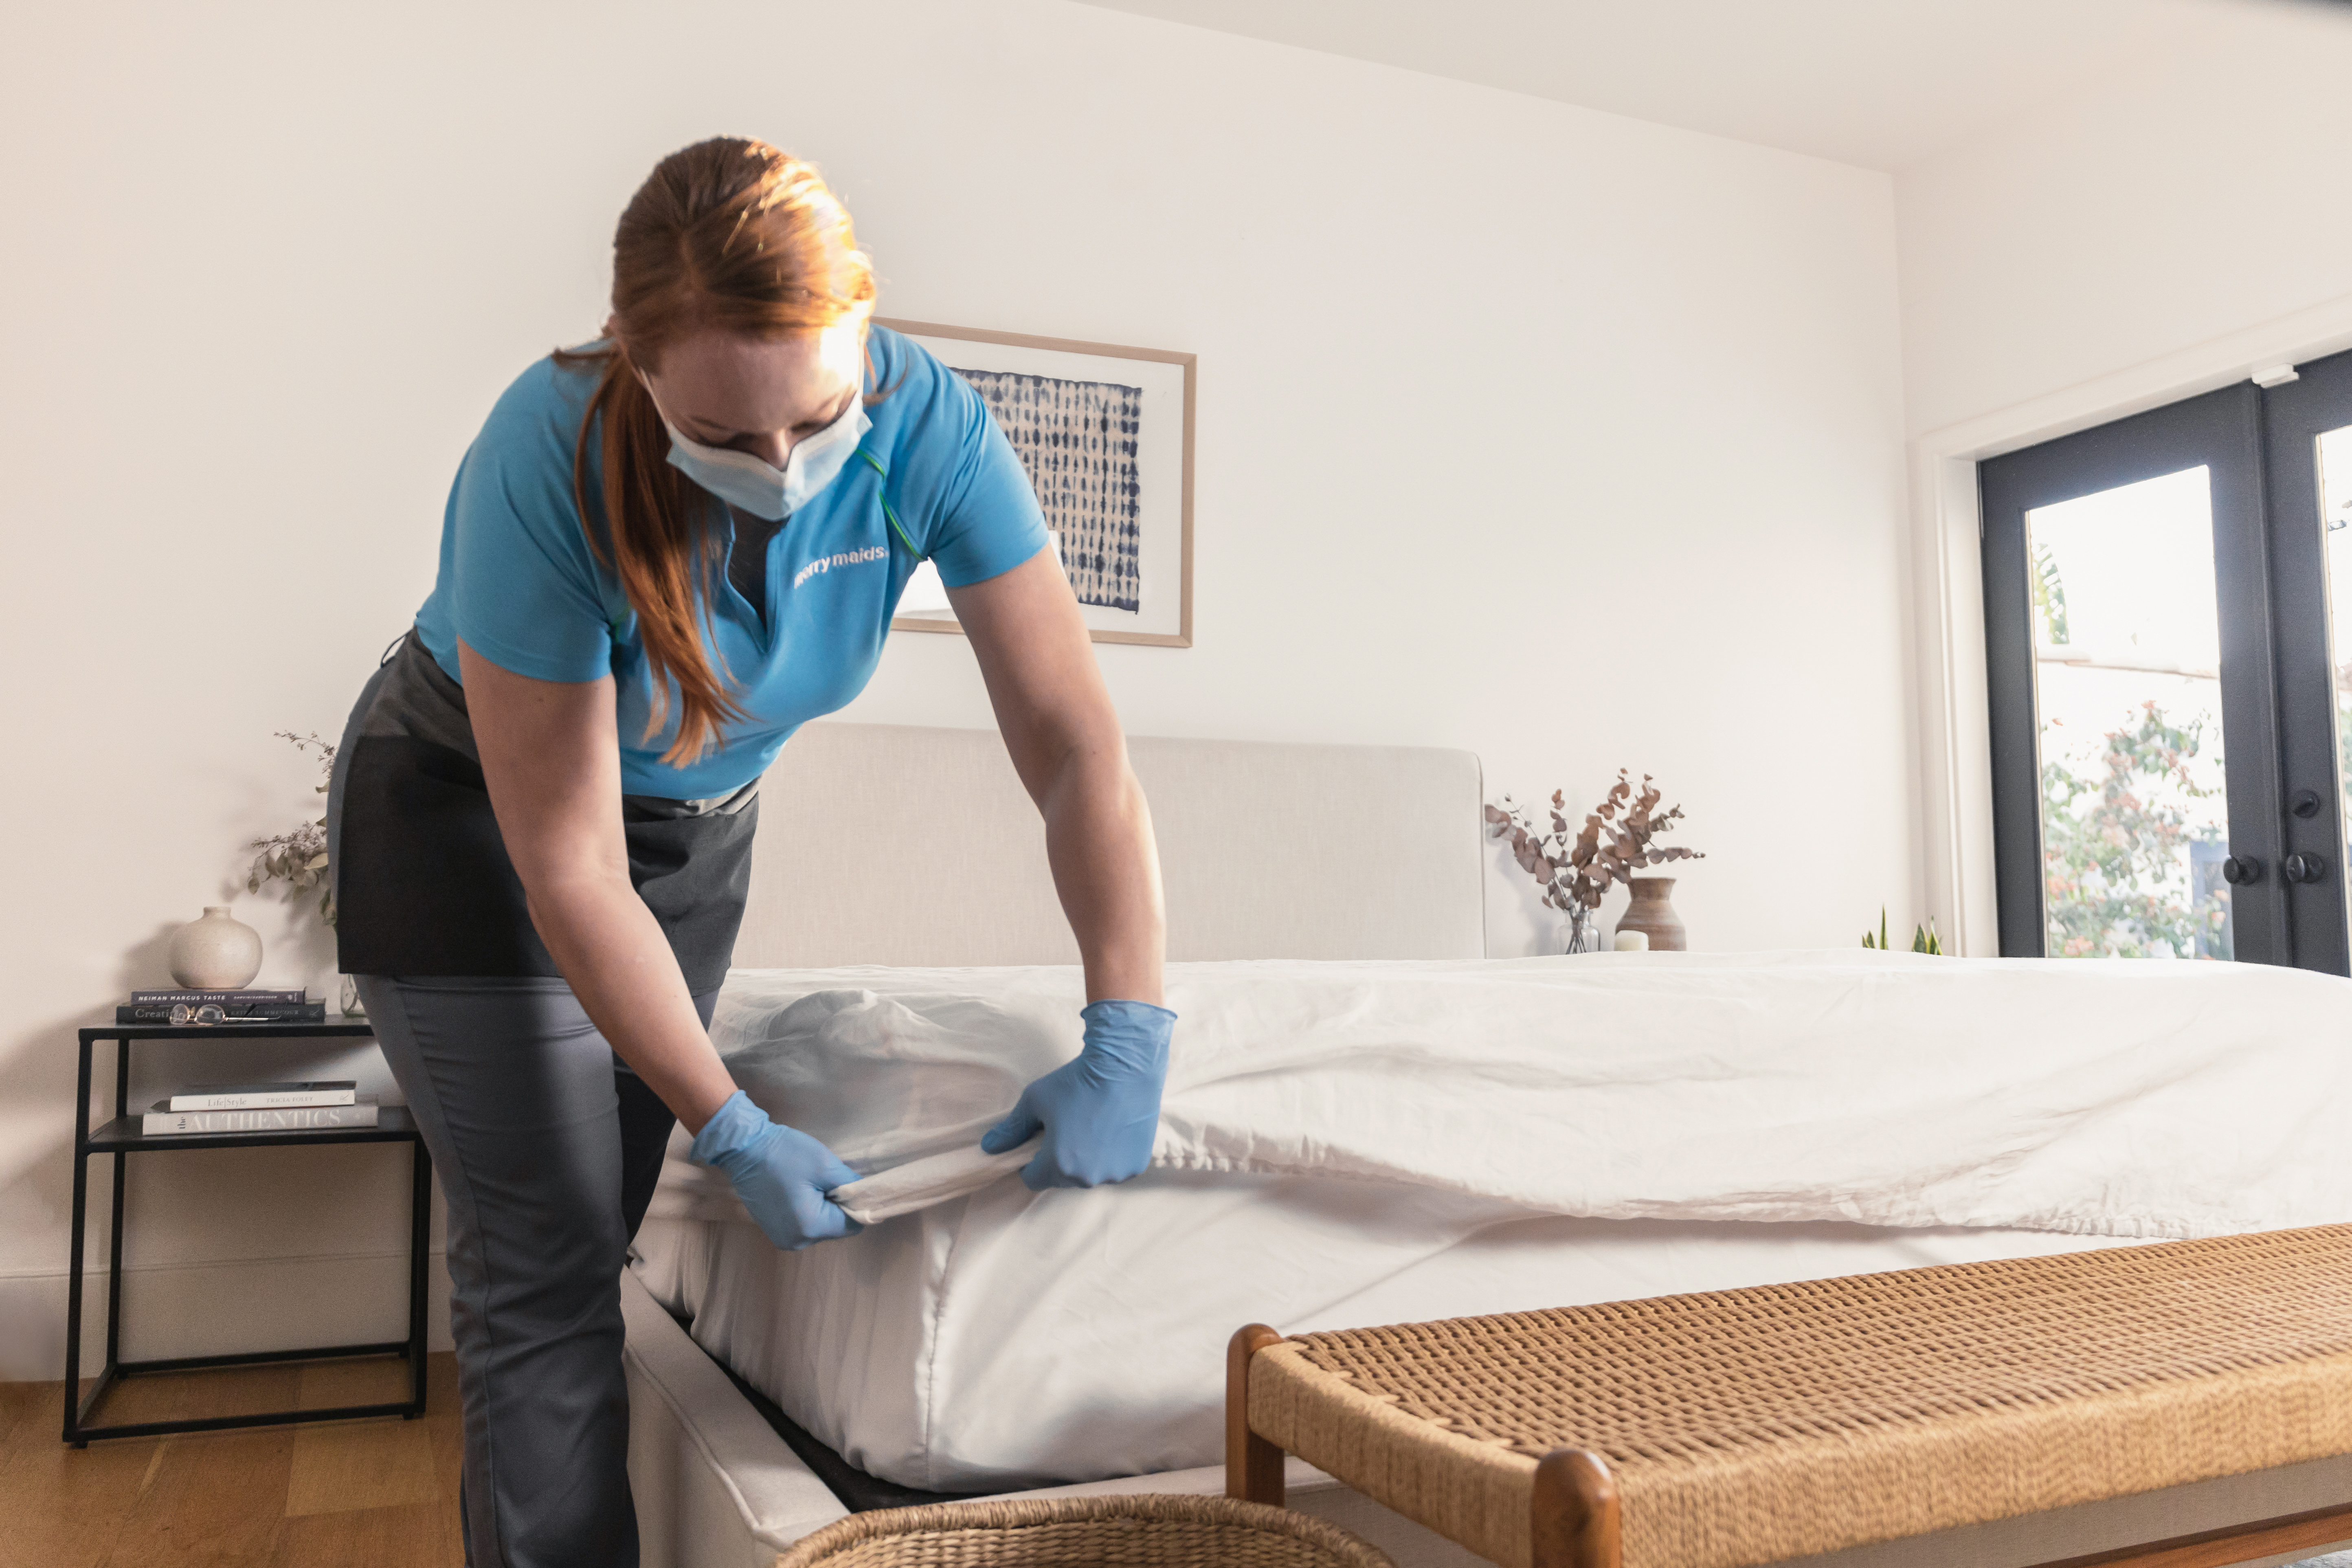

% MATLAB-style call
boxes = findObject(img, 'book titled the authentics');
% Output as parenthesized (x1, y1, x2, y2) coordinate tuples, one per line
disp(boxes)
(142, 1096, 379, 1135)
(169, 1080, 358, 1111)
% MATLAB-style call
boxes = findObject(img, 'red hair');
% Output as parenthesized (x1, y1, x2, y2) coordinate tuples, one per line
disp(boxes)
(554, 137, 877, 765)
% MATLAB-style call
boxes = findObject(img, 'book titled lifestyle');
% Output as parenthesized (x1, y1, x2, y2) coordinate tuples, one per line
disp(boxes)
(131, 988, 307, 1006)
(116, 1001, 327, 1024)
(142, 1096, 379, 1135)
(169, 1080, 358, 1111)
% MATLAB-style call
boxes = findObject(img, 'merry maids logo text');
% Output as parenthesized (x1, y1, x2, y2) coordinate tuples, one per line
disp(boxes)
(793, 545, 889, 589)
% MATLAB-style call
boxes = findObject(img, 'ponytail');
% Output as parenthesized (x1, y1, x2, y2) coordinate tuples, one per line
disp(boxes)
(556, 344, 745, 763)
(555, 136, 877, 766)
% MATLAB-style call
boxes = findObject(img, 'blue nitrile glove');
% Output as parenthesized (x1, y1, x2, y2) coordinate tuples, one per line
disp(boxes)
(688, 1089, 863, 1250)
(980, 999, 1176, 1190)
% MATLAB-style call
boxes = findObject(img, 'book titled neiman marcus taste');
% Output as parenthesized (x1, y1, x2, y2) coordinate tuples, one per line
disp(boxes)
(141, 1097, 380, 1135)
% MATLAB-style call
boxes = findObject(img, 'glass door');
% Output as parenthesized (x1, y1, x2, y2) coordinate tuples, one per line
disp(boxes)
(2024, 469, 2234, 958)
(1980, 384, 2291, 964)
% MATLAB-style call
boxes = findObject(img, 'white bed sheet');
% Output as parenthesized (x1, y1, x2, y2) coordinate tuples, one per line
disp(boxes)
(685, 953, 2352, 1238)
(631, 1176, 2147, 1493)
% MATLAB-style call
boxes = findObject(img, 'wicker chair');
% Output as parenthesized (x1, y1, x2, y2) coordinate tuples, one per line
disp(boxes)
(1228, 1224, 2352, 1568)
(773, 1493, 1399, 1568)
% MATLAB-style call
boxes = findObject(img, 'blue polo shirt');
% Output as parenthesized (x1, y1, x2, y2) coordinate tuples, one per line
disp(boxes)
(412, 325, 1048, 798)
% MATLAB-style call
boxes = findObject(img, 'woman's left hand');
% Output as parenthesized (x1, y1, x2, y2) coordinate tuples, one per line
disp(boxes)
(950, 548, 1170, 1188)
(981, 999, 1175, 1189)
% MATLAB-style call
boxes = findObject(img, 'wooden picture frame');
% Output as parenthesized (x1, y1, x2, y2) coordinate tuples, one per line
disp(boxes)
(880, 317, 1196, 648)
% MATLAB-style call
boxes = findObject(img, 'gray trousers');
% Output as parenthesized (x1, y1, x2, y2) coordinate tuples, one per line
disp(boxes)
(360, 974, 709, 1568)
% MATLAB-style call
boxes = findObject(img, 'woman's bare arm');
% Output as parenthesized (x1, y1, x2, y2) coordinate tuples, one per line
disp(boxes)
(948, 550, 1164, 1005)
(456, 640, 739, 1133)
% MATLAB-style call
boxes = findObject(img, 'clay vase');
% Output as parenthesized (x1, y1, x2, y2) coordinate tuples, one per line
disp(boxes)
(167, 906, 264, 990)
(1616, 877, 1688, 952)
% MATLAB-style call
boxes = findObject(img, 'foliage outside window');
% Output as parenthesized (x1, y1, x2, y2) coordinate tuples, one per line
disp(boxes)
(2040, 703, 2229, 959)
(2032, 540, 2229, 959)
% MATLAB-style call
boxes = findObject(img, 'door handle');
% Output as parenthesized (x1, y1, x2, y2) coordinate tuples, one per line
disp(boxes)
(2222, 855, 2265, 885)
(2286, 852, 2329, 884)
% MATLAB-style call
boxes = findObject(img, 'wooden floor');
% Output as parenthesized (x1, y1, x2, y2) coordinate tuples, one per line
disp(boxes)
(0, 1353, 463, 1568)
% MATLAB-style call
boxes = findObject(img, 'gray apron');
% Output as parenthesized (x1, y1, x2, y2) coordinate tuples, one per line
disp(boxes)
(332, 630, 756, 992)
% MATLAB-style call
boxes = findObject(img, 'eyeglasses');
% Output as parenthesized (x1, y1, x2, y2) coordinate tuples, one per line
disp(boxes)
(168, 1003, 229, 1026)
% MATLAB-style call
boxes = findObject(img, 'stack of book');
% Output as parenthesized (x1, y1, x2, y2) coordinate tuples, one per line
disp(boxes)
(142, 1080, 380, 1135)
(117, 988, 326, 1024)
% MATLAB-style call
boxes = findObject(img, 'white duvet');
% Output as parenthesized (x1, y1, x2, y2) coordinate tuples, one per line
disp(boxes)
(668, 949, 2352, 1241)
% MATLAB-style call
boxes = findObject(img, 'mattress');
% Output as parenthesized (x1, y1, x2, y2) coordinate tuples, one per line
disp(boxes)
(637, 951, 2352, 1493)
(631, 1186, 2145, 1493)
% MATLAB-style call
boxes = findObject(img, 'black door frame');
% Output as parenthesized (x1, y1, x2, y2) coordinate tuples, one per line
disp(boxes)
(1978, 382, 2291, 964)
(2255, 356, 2352, 975)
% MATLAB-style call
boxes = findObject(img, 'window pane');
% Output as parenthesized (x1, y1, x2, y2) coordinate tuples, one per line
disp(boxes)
(2026, 468, 2232, 959)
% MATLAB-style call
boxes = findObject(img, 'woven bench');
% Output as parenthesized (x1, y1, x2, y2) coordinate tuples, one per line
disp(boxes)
(1227, 1225, 2352, 1568)
(773, 1494, 1398, 1567)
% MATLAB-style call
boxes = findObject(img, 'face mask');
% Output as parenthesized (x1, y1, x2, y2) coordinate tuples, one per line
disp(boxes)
(644, 376, 873, 522)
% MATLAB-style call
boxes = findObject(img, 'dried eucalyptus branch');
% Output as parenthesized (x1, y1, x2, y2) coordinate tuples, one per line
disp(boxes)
(1485, 770, 1703, 948)
(248, 729, 336, 925)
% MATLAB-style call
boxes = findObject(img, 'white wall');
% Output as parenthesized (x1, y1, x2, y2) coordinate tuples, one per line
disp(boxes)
(1892, 0, 2352, 954)
(0, 0, 1912, 1377)
(1898, 0, 2352, 440)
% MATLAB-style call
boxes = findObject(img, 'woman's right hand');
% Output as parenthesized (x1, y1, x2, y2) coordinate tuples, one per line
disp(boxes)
(689, 1090, 863, 1250)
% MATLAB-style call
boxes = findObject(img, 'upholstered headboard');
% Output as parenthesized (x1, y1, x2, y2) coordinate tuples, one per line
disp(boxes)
(734, 723, 1486, 968)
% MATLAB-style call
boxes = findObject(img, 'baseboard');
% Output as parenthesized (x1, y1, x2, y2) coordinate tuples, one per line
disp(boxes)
(0, 1248, 453, 1382)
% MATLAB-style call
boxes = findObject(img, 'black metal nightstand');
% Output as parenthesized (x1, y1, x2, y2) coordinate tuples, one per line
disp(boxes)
(65, 1020, 431, 1445)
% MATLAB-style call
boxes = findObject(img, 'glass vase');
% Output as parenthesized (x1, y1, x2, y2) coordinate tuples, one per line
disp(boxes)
(1564, 906, 1598, 955)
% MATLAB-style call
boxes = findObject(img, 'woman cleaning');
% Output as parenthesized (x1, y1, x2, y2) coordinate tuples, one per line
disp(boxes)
(326, 136, 1174, 1568)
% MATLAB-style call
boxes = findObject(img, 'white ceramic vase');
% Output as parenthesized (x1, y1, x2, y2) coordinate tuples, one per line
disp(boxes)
(167, 906, 264, 990)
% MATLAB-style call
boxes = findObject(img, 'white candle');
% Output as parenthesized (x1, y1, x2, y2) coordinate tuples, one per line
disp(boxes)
(1613, 930, 1650, 952)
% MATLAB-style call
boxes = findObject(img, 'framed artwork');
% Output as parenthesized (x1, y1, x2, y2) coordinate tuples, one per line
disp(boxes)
(881, 317, 1195, 648)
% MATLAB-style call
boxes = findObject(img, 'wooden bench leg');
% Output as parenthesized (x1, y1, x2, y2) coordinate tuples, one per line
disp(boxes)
(1532, 1448, 1620, 1568)
(1227, 1323, 1287, 1507)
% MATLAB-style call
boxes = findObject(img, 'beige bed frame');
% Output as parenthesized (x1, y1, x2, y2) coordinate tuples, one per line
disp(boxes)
(620, 721, 2352, 1568)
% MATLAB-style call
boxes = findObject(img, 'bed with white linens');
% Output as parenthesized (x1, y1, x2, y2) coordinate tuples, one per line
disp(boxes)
(620, 722, 2352, 1568)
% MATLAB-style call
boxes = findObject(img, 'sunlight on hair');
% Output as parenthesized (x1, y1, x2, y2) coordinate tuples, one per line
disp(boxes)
(819, 317, 865, 388)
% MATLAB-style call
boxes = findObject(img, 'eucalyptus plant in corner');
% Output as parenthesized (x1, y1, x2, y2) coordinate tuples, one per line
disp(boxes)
(1486, 770, 1702, 953)
(244, 729, 358, 1013)
(248, 730, 336, 922)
